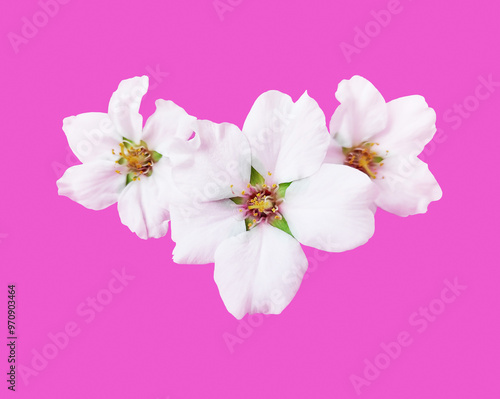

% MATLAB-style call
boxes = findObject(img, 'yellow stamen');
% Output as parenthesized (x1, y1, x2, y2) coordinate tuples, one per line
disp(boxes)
(248, 199, 273, 213)
(359, 157, 377, 179)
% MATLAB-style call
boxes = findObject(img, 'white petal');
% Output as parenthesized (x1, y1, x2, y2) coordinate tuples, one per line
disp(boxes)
(62, 113, 122, 163)
(374, 155, 442, 217)
(108, 76, 148, 143)
(171, 200, 245, 264)
(57, 161, 126, 210)
(141, 99, 196, 155)
(242, 90, 330, 183)
(371, 96, 437, 155)
(281, 164, 377, 252)
(324, 137, 346, 164)
(214, 224, 308, 319)
(171, 120, 252, 202)
(330, 76, 387, 148)
(117, 158, 171, 239)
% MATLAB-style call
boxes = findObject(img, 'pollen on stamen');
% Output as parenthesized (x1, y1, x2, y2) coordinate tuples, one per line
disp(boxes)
(115, 170, 121, 174)
(267, 171, 272, 176)
(247, 183, 251, 188)
(112, 149, 115, 154)
(272, 184, 277, 188)
(262, 184, 267, 188)
(241, 190, 245, 195)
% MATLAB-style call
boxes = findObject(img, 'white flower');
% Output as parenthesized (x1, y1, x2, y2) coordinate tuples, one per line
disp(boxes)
(325, 75, 442, 217)
(56, 76, 196, 239)
(170, 90, 377, 319)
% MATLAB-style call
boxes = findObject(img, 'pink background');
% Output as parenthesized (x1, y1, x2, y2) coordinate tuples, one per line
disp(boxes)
(1, 0, 499, 397)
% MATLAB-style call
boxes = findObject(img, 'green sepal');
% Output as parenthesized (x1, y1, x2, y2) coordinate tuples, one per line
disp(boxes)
(342, 146, 352, 156)
(244, 218, 253, 231)
(139, 140, 148, 148)
(277, 182, 292, 198)
(122, 137, 134, 143)
(145, 169, 153, 177)
(269, 216, 294, 237)
(125, 172, 135, 186)
(122, 140, 132, 150)
(250, 167, 265, 186)
(230, 197, 245, 205)
(373, 156, 384, 163)
(151, 151, 163, 163)
(117, 157, 127, 165)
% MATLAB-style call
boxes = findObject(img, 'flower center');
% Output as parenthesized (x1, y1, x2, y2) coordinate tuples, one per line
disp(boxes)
(234, 182, 283, 230)
(113, 139, 162, 184)
(343, 142, 385, 179)
(230, 168, 293, 236)
(120, 142, 153, 174)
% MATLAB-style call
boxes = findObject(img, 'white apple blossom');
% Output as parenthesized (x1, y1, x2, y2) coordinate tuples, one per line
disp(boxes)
(170, 90, 377, 319)
(325, 75, 442, 217)
(57, 76, 196, 239)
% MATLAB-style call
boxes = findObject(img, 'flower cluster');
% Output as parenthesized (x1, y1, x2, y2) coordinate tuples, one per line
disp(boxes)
(57, 75, 442, 319)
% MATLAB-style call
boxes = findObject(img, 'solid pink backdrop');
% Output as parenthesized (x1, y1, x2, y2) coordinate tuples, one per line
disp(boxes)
(1, 0, 499, 397)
